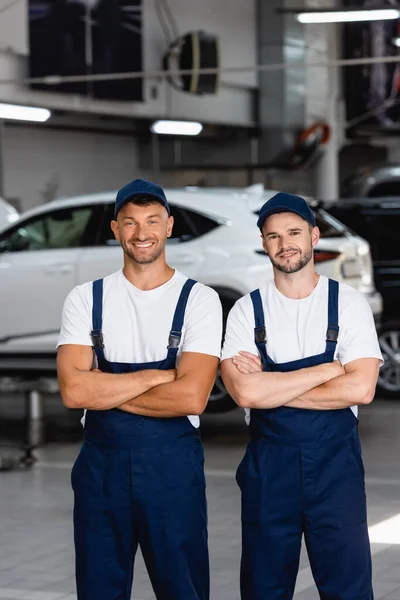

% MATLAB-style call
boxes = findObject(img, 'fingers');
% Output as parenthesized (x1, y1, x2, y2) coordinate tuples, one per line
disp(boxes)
(238, 351, 263, 371)
(232, 351, 263, 374)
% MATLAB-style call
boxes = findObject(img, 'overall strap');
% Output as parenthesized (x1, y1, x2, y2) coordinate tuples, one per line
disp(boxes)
(91, 279, 106, 363)
(166, 279, 197, 361)
(325, 278, 339, 357)
(250, 289, 269, 371)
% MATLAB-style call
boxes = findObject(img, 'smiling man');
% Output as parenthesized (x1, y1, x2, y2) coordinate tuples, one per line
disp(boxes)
(221, 192, 382, 600)
(57, 179, 222, 600)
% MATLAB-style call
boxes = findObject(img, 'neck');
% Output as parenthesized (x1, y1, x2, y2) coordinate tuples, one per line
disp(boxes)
(122, 256, 175, 291)
(273, 263, 319, 299)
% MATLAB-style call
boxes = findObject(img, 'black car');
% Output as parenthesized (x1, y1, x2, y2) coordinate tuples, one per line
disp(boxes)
(321, 196, 400, 398)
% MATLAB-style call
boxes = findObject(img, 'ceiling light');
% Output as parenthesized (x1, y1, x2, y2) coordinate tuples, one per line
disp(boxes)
(393, 37, 400, 47)
(297, 9, 400, 23)
(0, 103, 51, 123)
(151, 120, 203, 136)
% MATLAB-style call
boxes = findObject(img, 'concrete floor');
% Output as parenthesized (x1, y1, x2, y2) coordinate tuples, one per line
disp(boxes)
(0, 397, 400, 599)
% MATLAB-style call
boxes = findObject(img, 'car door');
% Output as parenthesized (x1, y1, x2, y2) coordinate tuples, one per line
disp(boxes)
(76, 202, 207, 283)
(0, 204, 101, 344)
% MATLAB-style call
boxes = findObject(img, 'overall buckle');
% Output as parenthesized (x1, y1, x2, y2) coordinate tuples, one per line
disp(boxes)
(254, 326, 266, 344)
(168, 330, 181, 349)
(326, 327, 339, 342)
(91, 329, 104, 348)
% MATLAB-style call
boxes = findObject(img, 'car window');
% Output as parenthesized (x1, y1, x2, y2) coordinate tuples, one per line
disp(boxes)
(169, 205, 196, 241)
(182, 208, 219, 236)
(315, 210, 346, 238)
(368, 182, 400, 197)
(0, 206, 97, 252)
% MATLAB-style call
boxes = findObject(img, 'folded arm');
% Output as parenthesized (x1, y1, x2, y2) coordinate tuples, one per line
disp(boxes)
(220, 352, 343, 409)
(287, 358, 380, 409)
(57, 344, 175, 410)
(119, 352, 219, 417)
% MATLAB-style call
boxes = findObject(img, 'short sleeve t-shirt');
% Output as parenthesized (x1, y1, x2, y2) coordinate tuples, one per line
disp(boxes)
(57, 270, 223, 427)
(221, 276, 383, 423)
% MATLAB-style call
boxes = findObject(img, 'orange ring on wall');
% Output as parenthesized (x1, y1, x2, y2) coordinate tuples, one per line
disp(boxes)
(296, 122, 331, 146)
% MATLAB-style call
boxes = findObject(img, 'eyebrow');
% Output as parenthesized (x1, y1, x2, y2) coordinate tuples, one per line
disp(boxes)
(122, 214, 161, 221)
(266, 227, 302, 236)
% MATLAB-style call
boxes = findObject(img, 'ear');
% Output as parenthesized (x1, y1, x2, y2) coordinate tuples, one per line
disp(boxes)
(311, 226, 320, 248)
(110, 219, 120, 241)
(166, 215, 174, 238)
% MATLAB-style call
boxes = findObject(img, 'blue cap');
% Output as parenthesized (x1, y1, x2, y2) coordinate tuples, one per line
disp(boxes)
(257, 192, 316, 230)
(114, 178, 170, 218)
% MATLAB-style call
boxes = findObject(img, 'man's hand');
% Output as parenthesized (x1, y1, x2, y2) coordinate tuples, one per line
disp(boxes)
(232, 351, 263, 374)
(119, 353, 219, 418)
(329, 360, 345, 379)
(57, 345, 175, 410)
(231, 353, 344, 379)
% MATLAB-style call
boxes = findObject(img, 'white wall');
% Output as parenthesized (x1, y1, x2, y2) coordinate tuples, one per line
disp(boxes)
(0, 0, 256, 126)
(3, 125, 149, 211)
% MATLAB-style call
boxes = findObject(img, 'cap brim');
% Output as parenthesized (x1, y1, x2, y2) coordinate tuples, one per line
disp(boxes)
(258, 206, 315, 229)
(115, 192, 170, 217)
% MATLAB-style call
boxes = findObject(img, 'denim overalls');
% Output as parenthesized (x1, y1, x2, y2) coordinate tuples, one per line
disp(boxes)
(72, 278, 209, 600)
(237, 279, 373, 600)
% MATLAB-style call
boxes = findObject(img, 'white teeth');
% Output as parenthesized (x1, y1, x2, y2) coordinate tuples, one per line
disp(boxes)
(134, 243, 152, 248)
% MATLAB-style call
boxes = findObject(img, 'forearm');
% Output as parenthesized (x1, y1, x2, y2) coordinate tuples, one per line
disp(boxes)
(60, 369, 170, 410)
(227, 363, 336, 409)
(287, 372, 374, 410)
(119, 378, 206, 418)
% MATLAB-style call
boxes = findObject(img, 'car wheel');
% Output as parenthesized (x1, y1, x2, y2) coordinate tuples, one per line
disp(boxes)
(205, 288, 241, 414)
(377, 321, 400, 398)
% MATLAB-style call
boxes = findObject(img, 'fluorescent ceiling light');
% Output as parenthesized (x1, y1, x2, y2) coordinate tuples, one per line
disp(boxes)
(297, 9, 400, 23)
(151, 120, 203, 136)
(0, 103, 51, 123)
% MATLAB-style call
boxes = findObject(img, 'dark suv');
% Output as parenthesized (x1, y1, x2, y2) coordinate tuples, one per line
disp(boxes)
(321, 197, 400, 397)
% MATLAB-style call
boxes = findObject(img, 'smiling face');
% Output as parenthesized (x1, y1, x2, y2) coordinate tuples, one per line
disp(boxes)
(261, 211, 319, 274)
(111, 198, 173, 265)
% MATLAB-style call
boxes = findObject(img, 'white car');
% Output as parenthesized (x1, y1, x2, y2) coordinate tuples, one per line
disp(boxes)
(0, 186, 382, 412)
(0, 197, 19, 230)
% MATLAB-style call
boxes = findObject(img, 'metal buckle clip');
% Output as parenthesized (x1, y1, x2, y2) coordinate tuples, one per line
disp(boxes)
(91, 329, 104, 348)
(326, 327, 339, 342)
(254, 326, 266, 344)
(168, 331, 181, 349)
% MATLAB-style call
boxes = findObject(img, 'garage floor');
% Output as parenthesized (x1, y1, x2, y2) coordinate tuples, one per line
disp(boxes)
(0, 397, 400, 600)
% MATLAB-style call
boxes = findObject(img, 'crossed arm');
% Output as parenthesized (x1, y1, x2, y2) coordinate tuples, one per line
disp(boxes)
(220, 351, 380, 410)
(57, 344, 219, 417)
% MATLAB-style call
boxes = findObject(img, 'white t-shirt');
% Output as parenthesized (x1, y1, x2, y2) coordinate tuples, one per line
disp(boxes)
(57, 269, 223, 427)
(221, 276, 383, 424)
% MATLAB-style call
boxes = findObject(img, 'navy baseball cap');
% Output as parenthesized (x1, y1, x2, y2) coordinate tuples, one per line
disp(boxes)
(257, 192, 316, 231)
(114, 178, 171, 218)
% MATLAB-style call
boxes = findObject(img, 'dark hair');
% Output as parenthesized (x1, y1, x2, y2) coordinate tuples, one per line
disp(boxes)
(127, 195, 165, 209)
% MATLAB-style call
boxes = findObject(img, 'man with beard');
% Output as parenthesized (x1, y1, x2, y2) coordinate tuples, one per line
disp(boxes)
(57, 179, 222, 600)
(221, 192, 382, 600)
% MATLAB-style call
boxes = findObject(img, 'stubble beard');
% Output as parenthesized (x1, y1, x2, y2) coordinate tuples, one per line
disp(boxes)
(270, 246, 313, 274)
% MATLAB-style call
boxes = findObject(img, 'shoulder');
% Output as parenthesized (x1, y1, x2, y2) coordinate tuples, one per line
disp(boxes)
(337, 281, 371, 313)
(174, 271, 221, 306)
(65, 271, 120, 308)
(228, 289, 262, 324)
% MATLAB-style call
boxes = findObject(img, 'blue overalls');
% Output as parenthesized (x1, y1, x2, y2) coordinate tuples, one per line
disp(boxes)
(237, 279, 373, 600)
(71, 278, 209, 600)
